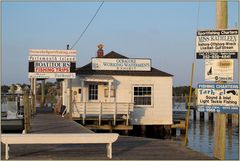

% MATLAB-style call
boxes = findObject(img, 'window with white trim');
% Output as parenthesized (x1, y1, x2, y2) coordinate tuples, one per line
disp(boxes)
(88, 84, 98, 100)
(134, 86, 152, 106)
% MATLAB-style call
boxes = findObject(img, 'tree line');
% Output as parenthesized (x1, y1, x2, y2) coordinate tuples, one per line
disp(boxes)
(1, 82, 60, 105)
(173, 86, 195, 96)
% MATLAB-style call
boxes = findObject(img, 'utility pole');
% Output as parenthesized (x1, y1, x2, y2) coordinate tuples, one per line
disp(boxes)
(67, 44, 73, 119)
(213, 0, 227, 160)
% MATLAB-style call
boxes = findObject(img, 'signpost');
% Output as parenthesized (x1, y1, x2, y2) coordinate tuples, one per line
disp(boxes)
(92, 58, 151, 71)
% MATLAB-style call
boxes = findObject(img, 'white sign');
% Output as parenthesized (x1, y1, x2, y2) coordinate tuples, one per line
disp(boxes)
(92, 58, 151, 71)
(28, 49, 77, 79)
(197, 84, 239, 107)
(29, 49, 77, 55)
(205, 59, 233, 81)
(28, 73, 76, 79)
(196, 29, 238, 59)
(28, 55, 76, 62)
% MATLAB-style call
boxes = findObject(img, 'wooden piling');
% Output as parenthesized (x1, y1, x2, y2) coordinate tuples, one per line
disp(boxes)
(227, 114, 232, 124)
(164, 125, 171, 139)
(232, 114, 239, 126)
(181, 120, 186, 135)
(193, 109, 196, 121)
(200, 112, 204, 121)
(214, 113, 226, 160)
(140, 125, 146, 137)
(41, 79, 45, 108)
(23, 90, 30, 133)
(208, 112, 214, 121)
(33, 78, 37, 115)
(171, 128, 176, 136)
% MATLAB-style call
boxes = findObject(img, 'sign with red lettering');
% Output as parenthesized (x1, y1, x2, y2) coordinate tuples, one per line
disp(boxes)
(28, 49, 77, 79)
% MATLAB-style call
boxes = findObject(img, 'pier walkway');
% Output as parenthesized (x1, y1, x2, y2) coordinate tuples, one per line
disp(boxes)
(1, 107, 214, 160)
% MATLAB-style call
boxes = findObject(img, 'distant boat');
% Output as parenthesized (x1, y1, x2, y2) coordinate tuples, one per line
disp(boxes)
(1, 96, 24, 133)
(173, 102, 187, 120)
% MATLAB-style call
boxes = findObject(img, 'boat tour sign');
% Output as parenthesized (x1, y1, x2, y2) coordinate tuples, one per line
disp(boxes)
(196, 29, 238, 59)
(28, 49, 77, 79)
(197, 83, 239, 114)
(92, 58, 151, 71)
(205, 59, 233, 82)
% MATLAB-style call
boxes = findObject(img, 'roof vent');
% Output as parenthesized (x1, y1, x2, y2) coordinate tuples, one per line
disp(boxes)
(97, 44, 104, 57)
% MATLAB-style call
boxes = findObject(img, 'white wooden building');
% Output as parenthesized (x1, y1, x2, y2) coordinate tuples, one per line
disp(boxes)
(62, 51, 173, 130)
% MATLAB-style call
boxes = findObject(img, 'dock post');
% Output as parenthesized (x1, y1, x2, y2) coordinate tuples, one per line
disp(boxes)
(41, 79, 45, 108)
(171, 128, 176, 136)
(208, 112, 214, 121)
(23, 89, 30, 133)
(164, 125, 171, 139)
(69, 79, 73, 119)
(200, 112, 204, 121)
(193, 109, 196, 121)
(232, 114, 239, 126)
(99, 103, 102, 126)
(140, 125, 146, 137)
(180, 120, 186, 135)
(33, 78, 36, 115)
(30, 78, 35, 117)
(227, 114, 232, 125)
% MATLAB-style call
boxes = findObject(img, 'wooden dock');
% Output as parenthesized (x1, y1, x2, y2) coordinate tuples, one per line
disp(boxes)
(1, 108, 214, 160)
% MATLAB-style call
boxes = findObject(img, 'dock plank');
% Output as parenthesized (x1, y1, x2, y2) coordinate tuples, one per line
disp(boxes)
(30, 113, 93, 133)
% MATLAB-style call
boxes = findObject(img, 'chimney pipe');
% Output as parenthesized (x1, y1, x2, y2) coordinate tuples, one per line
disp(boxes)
(97, 44, 104, 57)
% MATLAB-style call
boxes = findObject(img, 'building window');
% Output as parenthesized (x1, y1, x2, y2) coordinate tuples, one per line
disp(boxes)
(88, 84, 98, 100)
(134, 86, 152, 106)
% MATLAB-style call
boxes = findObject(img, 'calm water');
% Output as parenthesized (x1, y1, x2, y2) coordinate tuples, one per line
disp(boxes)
(173, 115, 239, 160)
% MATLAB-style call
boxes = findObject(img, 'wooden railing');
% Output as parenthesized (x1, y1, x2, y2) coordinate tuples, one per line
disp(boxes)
(72, 102, 134, 126)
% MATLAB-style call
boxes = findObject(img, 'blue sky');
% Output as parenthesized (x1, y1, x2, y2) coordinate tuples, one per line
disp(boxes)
(2, 1, 239, 86)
